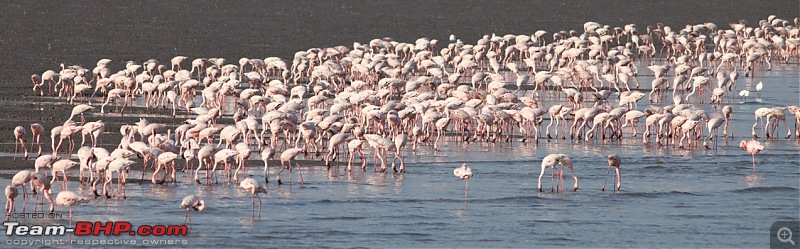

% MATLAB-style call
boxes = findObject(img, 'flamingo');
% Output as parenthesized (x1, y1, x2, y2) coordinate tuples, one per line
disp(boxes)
(260, 147, 276, 183)
(755, 81, 763, 98)
(11, 170, 39, 212)
(53, 123, 82, 157)
(74, 147, 96, 185)
(67, 104, 94, 124)
(752, 107, 773, 138)
(278, 148, 304, 185)
(392, 133, 408, 173)
(100, 88, 127, 114)
(347, 139, 366, 172)
(722, 105, 733, 138)
(155, 152, 179, 184)
(211, 149, 238, 185)
(13, 126, 28, 160)
(180, 194, 205, 224)
(705, 117, 725, 149)
(324, 133, 350, 168)
(5, 185, 18, 215)
(556, 154, 579, 192)
(105, 158, 135, 198)
(232, 143, 252, 184)
(239, 178, 267, 219)
(51, 159, 79, 190)
(453, 163, 473, 197)
(602, 155, 622, 192)
(30, 177, 54, 212)
(739, 140, 764, 172)
(194, 145, 218, 184)
(55, 190, 90, 225)
(33, 155, 61, 176)
(30, 123, 45, 157)
(538, 154, 562, 192)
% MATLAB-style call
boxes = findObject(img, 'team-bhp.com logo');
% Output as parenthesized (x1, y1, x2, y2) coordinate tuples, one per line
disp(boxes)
(5, 221, 188, 246)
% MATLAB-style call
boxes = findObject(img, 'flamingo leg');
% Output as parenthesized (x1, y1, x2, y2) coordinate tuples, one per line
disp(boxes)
(256, 193, 263, 219)
(615, 167, 621, 191)
(296, 162, 304, 185)
(250, 194, 255, 218)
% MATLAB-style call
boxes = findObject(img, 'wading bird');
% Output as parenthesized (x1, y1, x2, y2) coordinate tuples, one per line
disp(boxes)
(180, 194, 205, 224)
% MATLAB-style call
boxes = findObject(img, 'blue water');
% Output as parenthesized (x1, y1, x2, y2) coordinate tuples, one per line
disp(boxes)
(1, 62, 798, 248)
(0, 1, 800, 248)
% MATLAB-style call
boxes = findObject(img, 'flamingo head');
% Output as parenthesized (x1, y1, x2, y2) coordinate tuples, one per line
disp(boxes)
(194, 200, 205, 212)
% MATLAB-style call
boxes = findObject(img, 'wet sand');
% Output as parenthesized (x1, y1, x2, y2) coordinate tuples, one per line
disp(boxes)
(0, 0, 797, 172)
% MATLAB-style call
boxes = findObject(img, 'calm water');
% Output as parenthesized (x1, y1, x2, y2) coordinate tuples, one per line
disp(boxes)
(1, 62, 798, 248)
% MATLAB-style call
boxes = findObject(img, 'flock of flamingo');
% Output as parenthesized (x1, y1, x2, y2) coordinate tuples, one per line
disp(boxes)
(6, 15, 799, 224)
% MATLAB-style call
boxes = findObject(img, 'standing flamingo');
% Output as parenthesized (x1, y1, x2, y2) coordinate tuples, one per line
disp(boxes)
(180, 194, 205, 224)
(13, 126, 28, 160)
(260, 147, 276, 183)
(739, 140, 765, 172)
(239, 178, 267, 219)
(453, 163, 473, 198)
(55, 190, 90, 225)
(602, 155, 622, 192)
(30, 123, 45, 157)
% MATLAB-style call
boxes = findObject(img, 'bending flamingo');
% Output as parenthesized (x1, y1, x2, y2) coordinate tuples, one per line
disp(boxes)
(180, 194, 205, 224)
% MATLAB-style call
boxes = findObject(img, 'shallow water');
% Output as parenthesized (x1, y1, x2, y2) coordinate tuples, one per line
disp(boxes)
(1, 62, 799, 248)
(1, 1, 800, 248)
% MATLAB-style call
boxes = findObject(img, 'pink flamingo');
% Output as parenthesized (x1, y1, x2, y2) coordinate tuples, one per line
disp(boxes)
(105, 158, 135, 198)
(239, 178, 267, 219)
(538, 154, 562, 192)
(34, 155, 60, 178)
(5, 185, 18, 216)
(739, 140, 765, 172)
(13, 126, 28, 160)
(180, 194, 205, 224)
(51, 159, 79, 190)
(278, 148, 304, 185)
(155, 152, 178, 184)
(11, 170, 39, 212)
(67, 104, 94, 124)
(602, 155, 622, 192)
(30, 177, 54, 212)
(30, 123, 45, 157)
(260, 147, 276, 183)
(55, 190, 90, 225)
(31, 74, 43, 96)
